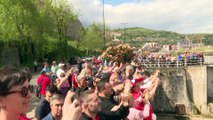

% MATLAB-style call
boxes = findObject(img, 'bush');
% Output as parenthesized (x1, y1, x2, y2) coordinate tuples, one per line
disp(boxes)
(101, 44, 136, 63)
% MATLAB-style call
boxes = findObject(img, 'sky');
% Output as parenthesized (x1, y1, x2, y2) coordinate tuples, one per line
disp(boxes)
(68, 0, 213, 34)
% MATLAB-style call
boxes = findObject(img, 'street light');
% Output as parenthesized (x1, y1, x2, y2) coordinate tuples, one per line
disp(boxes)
(102, 0, 106, 49)
(121, 23, 127, 42)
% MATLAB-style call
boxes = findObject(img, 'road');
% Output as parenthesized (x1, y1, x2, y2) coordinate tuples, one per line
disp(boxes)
(27, 72, 40, 119)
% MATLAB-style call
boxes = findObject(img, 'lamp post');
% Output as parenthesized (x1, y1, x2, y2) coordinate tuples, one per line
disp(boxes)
(102, 0, 106, 49)
(121, 23, 127, 42)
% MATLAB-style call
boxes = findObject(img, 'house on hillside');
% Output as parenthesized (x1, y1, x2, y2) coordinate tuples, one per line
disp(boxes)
(109, 32, 122, 39)
(142, 42, 161, 52)
(163, 44, 177, 51)
(177, 36, 204, 49)
(110, 32, 122, 44)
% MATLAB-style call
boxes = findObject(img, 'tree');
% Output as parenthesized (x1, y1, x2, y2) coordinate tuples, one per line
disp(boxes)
(80, 24, 103, 55)
(48, 0, 77, 58)
(0, 0, 81, 65)
(0, 0, 43, 63)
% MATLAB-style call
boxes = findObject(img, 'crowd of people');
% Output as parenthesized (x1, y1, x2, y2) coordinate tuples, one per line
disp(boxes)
(0, 56, 162, 120)
(137, 52, 204, 67)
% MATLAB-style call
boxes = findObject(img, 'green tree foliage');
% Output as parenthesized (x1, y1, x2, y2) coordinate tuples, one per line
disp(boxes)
(49, 0, 77, 58)
(0, 0, 43, 63)
(80, 24, 103, 55)
(0, 0, 80, 65)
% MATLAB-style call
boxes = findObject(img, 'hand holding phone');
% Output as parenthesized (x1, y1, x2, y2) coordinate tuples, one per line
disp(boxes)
(62, 91, 82, 120)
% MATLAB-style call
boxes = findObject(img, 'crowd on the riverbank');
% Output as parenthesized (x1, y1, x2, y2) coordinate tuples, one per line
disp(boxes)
(31, 56, 161, 120)
(0, 50, 206, 120)
(137, 52, 204, 67)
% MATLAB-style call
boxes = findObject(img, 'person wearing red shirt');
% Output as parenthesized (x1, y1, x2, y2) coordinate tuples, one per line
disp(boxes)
(37, 70, 51, 97)
(131, 77, 157, 120)
(71, 67, 79, 90)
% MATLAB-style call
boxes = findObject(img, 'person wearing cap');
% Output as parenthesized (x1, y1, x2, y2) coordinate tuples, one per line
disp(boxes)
(37, 70, 51, 98)
(140, 70, 160, 99)
(56, 63, 66, 79)
(51, 61, 58, 82)
(120, 79, 151, 120)
(131, 77, 157, 120)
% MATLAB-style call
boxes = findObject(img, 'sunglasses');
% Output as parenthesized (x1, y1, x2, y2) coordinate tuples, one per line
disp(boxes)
(7, 85, 33, 97)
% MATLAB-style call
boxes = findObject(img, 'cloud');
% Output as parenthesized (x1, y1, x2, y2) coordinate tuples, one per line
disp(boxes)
(68, 0, 213, 33)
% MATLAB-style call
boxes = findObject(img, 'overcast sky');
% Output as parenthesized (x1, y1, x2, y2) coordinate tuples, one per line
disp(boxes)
(68, 0, 213, 34)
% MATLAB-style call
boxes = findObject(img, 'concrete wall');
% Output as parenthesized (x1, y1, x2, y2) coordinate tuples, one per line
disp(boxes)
(207, 66, 213, 101)
(186, 66, 207, 113)
(149, 66, 210, 114)
(204, 56, 213, 64)
(150, 67, 192, 114)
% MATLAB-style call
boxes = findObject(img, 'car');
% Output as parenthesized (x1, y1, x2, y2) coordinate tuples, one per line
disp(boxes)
(69, 57, 78, 65)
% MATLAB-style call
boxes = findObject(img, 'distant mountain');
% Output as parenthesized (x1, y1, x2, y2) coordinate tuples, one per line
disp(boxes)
(110, 27, 213, 47)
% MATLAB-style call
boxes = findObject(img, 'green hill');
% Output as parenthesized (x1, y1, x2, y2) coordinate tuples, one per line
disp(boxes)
(111, 27, 213, 47)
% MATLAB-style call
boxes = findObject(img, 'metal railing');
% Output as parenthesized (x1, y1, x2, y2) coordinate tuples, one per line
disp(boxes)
(138, 58, 204, 68)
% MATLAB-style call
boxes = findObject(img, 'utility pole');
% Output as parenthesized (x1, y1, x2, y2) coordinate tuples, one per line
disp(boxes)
(121, 23, 127, 42)
(102, 0, 106, 49)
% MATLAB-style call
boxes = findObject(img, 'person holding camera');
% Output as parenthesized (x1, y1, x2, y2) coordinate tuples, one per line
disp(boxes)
(80, 90, 129, 120)
(61, 91, 82, 120)
(97, 81, 130, 119)
(55, 70, 72, 97)
(69, 67, 79, 91)
(131, 77, 157, 120)
(75, 74, 89, 95)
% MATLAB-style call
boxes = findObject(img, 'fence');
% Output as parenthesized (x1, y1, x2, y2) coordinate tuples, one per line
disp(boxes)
(139, 58, 204, 68)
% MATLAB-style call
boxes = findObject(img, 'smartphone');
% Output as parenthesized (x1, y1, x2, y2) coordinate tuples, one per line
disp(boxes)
(71, 93, 78, 103)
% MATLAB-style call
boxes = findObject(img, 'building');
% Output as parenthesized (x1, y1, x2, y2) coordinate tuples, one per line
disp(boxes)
(177, 36, 204, 49)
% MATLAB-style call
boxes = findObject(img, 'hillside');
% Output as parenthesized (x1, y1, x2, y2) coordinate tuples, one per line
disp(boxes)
(111, 27, 213, 47)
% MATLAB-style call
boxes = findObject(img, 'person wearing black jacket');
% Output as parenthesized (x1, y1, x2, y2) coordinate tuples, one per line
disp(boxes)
(35, 85, 59, 120)
(97, 81, 128, 112)
(79, 90, 129, 120)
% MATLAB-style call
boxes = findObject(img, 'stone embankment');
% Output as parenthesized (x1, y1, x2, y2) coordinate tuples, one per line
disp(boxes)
(148, 65, 213, 119)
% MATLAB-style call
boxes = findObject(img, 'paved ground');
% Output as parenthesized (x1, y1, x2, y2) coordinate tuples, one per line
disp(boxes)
(27, 72, 40, 119)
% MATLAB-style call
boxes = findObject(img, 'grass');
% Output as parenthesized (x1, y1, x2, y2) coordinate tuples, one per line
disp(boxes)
(171, 46, 213, 55)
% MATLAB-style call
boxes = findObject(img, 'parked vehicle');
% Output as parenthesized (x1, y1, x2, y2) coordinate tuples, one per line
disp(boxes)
(69, 57, 78, 65)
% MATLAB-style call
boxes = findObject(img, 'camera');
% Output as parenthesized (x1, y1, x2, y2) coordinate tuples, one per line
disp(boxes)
(85, 76, 94, 81)
(85, 76, 95, 88)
